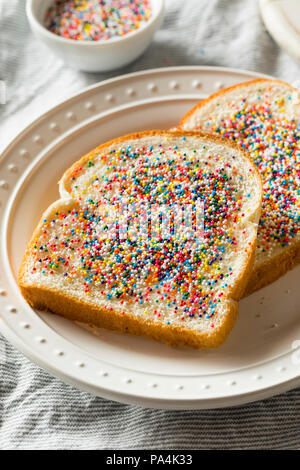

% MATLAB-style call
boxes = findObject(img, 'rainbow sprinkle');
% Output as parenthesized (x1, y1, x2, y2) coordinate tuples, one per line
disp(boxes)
(30, 138, 253, 325)
(197, 89, 300, 255)
(44, 0, 152, 41)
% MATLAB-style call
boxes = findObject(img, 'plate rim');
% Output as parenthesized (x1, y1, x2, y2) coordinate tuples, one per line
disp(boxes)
(1, 65, 299, 409)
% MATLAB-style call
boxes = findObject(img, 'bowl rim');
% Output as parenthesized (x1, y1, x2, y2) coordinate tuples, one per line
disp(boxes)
(26, 0, 164, 47)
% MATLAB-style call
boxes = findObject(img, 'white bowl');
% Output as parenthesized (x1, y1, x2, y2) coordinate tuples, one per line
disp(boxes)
(26, 0, 164, 72)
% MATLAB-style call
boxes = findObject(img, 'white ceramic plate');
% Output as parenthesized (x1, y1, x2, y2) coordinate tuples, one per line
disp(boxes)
(1, 66, 299, 409)
(260, 0, 300, 63)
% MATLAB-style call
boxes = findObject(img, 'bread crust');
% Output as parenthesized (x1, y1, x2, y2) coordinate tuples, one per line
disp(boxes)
(179, 79, 300, 296)
(18, 130, 262, 349)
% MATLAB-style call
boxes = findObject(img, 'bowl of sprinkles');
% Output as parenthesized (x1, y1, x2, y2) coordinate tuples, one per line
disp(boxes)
(26, 0, 164, 72)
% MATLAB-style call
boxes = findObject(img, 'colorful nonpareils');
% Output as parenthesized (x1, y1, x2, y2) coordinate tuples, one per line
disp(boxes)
(45, 0, 152, 41)
(29, 138, 251, 326)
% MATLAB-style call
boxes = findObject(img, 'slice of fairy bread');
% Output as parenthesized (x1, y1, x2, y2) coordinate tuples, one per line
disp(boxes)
(18, 131, 262, 348)
(179, 79, 300, 295)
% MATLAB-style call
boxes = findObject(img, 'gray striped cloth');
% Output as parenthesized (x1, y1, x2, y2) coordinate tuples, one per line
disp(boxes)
(0, 0, 299, 450)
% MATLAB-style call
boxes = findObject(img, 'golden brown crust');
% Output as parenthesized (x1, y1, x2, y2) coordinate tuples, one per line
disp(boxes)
(179, 79, 300, 296)
(19, 283, 239, 349)
(18, 130, 262, 349)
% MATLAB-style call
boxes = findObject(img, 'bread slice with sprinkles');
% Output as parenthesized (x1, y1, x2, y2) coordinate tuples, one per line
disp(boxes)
(19, 131, 262, 349)
(179, 79, 300, 296)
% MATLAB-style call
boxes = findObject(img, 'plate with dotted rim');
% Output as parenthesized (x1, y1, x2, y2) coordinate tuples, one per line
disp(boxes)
(0, 66, 299, 409)
(260, 0, 300, 65)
